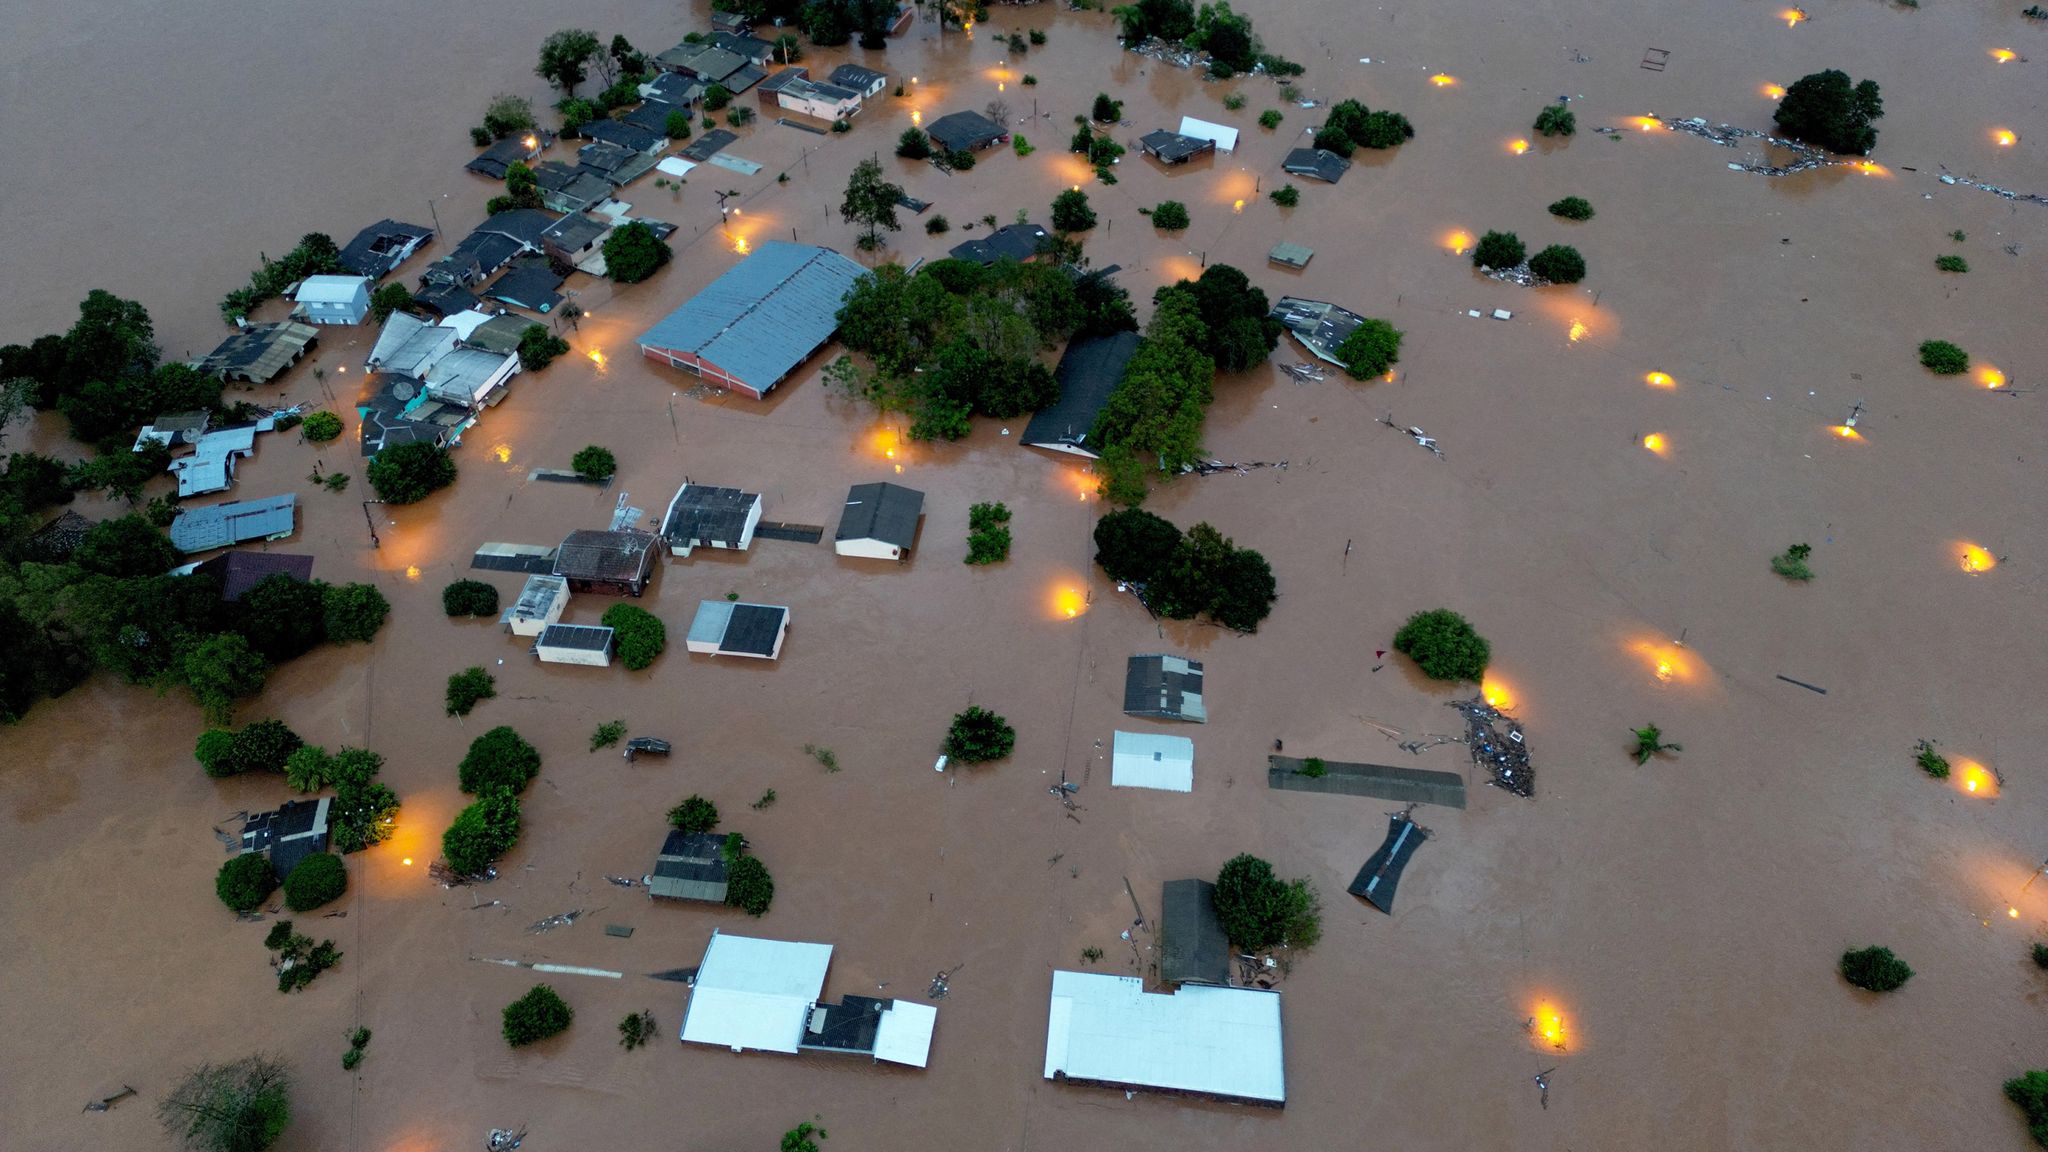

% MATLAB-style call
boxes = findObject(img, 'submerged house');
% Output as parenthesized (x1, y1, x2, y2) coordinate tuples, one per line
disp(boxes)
(338, 220, 434, 279)
(1043, 972, 1284, 1106)
(356, 375, 466, 456)
(1138, 129, 1216, 165)
(553, 528, 660, 596)
(1123, 654, 1206, 722)
(1281, 147, 1351, 184)
(534, 160, 616, 214)
(192, 551, 315, 602)
(1269, 296, 1367, 367)
(240, 797, 331, 881)
(679, 931, 938, 1067)
(534, 623, 615, 666)
(637, 241, 866, 399)
(500, 573, 569, 636)
(660, 483, 763, 556)
(775, 77, 862, 122)
(828, 63, 888, 99)
(169, 494, 297, 553)
(1175, 115, 1239, 153)
(649, 830, 730, 902)
(1110, 730, 1194, 793)
(168, 424, 263, 498)
(925, 110, 1006, 153)
(291, 275, 373, 326)
(1020, 331, 1140, 458)
(194, 321, 319, 385)
(685, 600, 789, 659)
(466, 133, 542, 179)
(946, 223, 1049, 267)
(834, 482, 923, 561)
(1159, 879, 1230, 986)
(1348, 812, 1430, 914)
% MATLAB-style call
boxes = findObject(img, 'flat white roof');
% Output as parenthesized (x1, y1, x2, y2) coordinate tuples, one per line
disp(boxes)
(1044, 971, 1284, 1104)
(873, 1000, 938, 1068)
(680, 931, 833, 1054)
(1111, 730, 1194, 792)
(1177, 115, 1239, 154)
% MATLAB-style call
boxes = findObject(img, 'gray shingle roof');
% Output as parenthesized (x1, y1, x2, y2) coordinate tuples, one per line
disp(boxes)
(637, 242, 865, 393)
(829, 63, 886, 90)
(1160, 879, 1229, 985)
(836, 482, 924, 548)
(1282, 147, 1351, 183)
(1021, 331, 1140, 454)
(554, 528, 659, 586)
(925, 110, 1005, 152)
(1139, 130, 1215, 164)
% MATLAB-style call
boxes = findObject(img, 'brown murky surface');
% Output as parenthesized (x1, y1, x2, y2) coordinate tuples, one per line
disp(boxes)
(4, 2, 2047, 1150)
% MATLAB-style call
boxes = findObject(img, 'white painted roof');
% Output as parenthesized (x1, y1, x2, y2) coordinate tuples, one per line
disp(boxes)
(1111, 730, 1194, 792)
(1043, 971, 1284, 1103)
(1177, 116, 1239, 154)
(294, 274, 371, 303)
(657, 156, 698, 178)
(680, 932, 833, 1054)
(873, 1000, 938, 1068)
(439, 309, 495, 340)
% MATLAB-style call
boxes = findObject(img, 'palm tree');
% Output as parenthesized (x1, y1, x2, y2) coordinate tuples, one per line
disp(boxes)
(1631, 724, 1681, 765)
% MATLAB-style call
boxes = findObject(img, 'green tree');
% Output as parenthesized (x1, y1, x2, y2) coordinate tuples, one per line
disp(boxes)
(2005, 1069, 2048, 1148)
(1840, 945, 1913, 992)
(1335, 319, 1403, 380)
(222, 719, 304, 777)
(230, 572, 326, 662)
(1392, 608, 1490, 681)
(502, 983, 574, 1046)
(369, 282, 414, 323)
(600, 603, 666, 669)
(536, 29, 602, 95)
(1213, 853, 1320, 951)
(1270, 183, 1299, 208)
(1052, 189, 1097, 233)
(1528, 245, 1586, 284)
(1774, 69, 1883, 155)
(1918, 339, 1968, 375)
(896, 127, 933, 160)
(571, 445, 616, 480)
(1935, 254, 1968, 274)
(283, 745, 333, 793)
(487, 162, 545, 215)
(323, 582, 390, 643)
(1091, 92, 1124, 123)
(665, 108, 693, 139)
(216, 854, 278, 913)
(459, 725, 542, 795)
(1149, 200, 1191, 231)
(1771, 542, 1815, 581)
(603, 221, 672, 283)
(1093, 507, 1183, 582)
(282, 853, 347, 912)
(156, 1054, 291, 1152)
(517, 324, 569, 371)
(74, 514, 178, 578)
(300, 411, 343, 442)
(1188, 0, 1257, 70)
(943, 705, 1016, 763)
(1631, 723, 1682, 764)
(1548, 196, 1594, 221)
(195, 729, 236, 776)
(327, 747, 383, 790)
(1258, 109, 1283, 130)
(702, 83, 733, 112)
(965, 501, 1013, 565)
(186, 633, 268, 724)
(443, 788, 521, 875)
(667, 794, 719, 833)
(1207, 542, 1277, 632)
(840, 156, 905, 251)
(726, 854, 775, 915)
(366, 440, 455, 503)
(446, 666, 496, 716)
(330, 778, 399, 853)
(1533, 103, 1575, 137)
(1472, 230, 1526, 270)
(482, 94, 537, 138)
(442, 579, 500, 617)
(780, 1120, 830, 1152)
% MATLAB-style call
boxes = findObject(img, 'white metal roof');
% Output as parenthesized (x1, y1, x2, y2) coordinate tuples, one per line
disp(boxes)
(294, 274, 371, 303)
(1177, 115, 1239, 154)
(1111, 730, 1194, 792)
(873, 1000, 938, 1068)
(680, 932, 833, 1054)
(1043, 971, 1284, 1103)
(438, 309, 494, 340)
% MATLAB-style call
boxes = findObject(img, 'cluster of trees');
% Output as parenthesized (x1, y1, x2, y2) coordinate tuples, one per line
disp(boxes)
(444, 726, 539, 876)
(603, 221, 672, 284)
(366, 440, 456, 504)
(220, 233, 348, 324)
(503, 983, 574, 1046)
(1918, 339, 1968, 375)
(1469, 230, 1586, 284)
(281, 852, 348, 912)
(1070, 117, 1126, 181)
(198, 722, 398, 850)
(471, 93, 537, 147)
(1213, 853, 1321, 951)
(1533, 103, 1575, 138)
(442, 578, 500, 617)
(2, 290, 224, 449)
(445, 665, 496, 716)
(517, 323, 570, 371)
(1092, 508, 1277, 631)
(1148, 200, 1191, 231)
(158, 1055, 292, 1152)
(943, 705, 1016, 763)
(601, 603, 665, 669)
(1314, 98, 1414, 156)
(832, 257, 1132, 441)
(571, 445, 617, 482)
(965, 501, 1012, 565)
(1774, 69, 1884, 156)
(1548, 195, 1594, 221)
(488, 162, 544, 216)
(1051, 189, 1098, 233)
(795, 0, 901, 49)
(1392, 608, 1490, 681)
(266, 919, 342, 992)
(1110, 0, 1300, 77)
(1089, 265, 1278, 503)
(547, 33, 663, 132)
(665, 794, 775, 914)
(0, 541, 387, 724)
(1840, 944, 1913, 992)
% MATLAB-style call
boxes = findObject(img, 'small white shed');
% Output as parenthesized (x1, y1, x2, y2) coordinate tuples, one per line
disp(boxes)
(292, 275, 374, 325)
(501, 574, 568, 637)
(1111, 730, 1195, 792)
(1176, 115, 1240, 155)
(535, 623, 615, 666)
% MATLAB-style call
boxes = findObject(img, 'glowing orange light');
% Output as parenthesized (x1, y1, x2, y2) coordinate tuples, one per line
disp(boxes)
(1232, 198, 1245, 213)
(1635, 116, 1661, 132)
(586, 348, 605, 368)
(1446, 230, 1470, 255)
(1509, 138, 1530, 155)
(1054, 587, 1086, 619)
(1642, 433, 1666, 453)
(1480, 675, 1514, 710)
(893, 463, 903, 474)
(1645, 370, 1673, 388)
(872, 427, 901, 461)
(1530, 1002, 1569, 1051)
(404, 565, 421, 581)
(401, 858, 412, 866)
(1567, 320, 1588, 343)
(1382, 370, 1396, 383)
(1994, 129, 2017, 147)
(1764, 84, 1786, 99)
(734, 235, 751, 254)
(1959, 543, 1996, 574)
(963, 19, 974, 32)
(1072, 184, 1082, 192)
(911, 109, 923, 125)
(492, 443, 512, 462)
(998, 81, 1005, 92)
(1781, 8, 1806, 27)
(2011, 907, 2022, 919)
(1991, 48, 2017, 63)
(1429, 73, 1455, 87)
(1829, 425, 1862, 441)
(1978, 366, 2007, 389)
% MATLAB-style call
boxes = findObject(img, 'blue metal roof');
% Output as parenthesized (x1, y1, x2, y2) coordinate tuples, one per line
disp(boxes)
(169, 493, 298, 554)
(637, 242, 865, 393)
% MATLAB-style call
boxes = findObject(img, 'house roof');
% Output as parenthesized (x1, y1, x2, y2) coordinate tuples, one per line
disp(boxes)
(1348, 813, 1430, 913)
(788, 78, 862, 104)
(541, 212, 608, 252)
(712, 31, 775, 59)
(423, 346, 517, 405)
(829, 63, 887, 90)
(836, 482, 923, 548)
(582, 118, 661, 153)
(483, 257, 565, 314)
(680, 129, 739, 162)
(537, 623, 614, 652)
(760, 66, 808, 94)
(1175, 116, 1239, 153)
(169, 494, 298, 553)
(413, 282, 481, 318)
(501, 574, 568, 626)
(644, 72, 705, 105)
(338, 219, 434, 278)
(616, 102, 675, 136)
(1281, 147, 1350, 183)
(1269, 296, 1366, 366)
(686, 600, 788, 657)
(534, 161, 615, 211)
(554, 528, 659, 584)
(800, 995, 937, 1068)
(356, 375, 461, 456)
(478, 209, 557, 247)
(680, 931, 834, 1054)
(946, 223, 1048, 266)
(192, 550, 315, 601)
(577, 141, 657, 185)
(1110, 730, 1194, 792)
(1268, 242, 1314, 269)
(465, 313, 533, 355)
(1160, 879, 1230, 985)
(294, 275, 370, 304)
(240, 797, 331, 881)
(1138, 129, 1215, 164)
(169, 426, 260, 498)
(194, 321, 320, 384)
(467, 135, 537, 178)
(725, 64, 768, 93)
(659, 43, 748, 82)
(925, 110, 1005, 152)
(1020, 331, 1141, 455)
(1043, 972, 1285, 1104)
(366, 312, 457, 376)
(638, 242, 865, 392)
(1123, 654, 1206, 721)
(662, 483, 760, 546)
(650, 830, 731, 901)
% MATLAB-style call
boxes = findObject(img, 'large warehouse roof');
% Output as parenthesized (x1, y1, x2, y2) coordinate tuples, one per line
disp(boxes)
(638, 242, 864, 393)
(1043, 971, 1285, 1105)
(680, 931, 833, 1054)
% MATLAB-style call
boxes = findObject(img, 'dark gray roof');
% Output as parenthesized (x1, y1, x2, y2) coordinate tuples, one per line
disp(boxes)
(582, 118, 661, 153)
(534, 161, 615, 212)
(241, 798, 331, 881)
(829, 63, 887, 90)
(925, 110, 1006, 152)
(541, 212, 608, 253)
(947, 223, 1049, 266)
(802, 994, 888, 1054)
(1349, 814, 1430, 913)
(194, 322, 319, 384)
(1021, 331, 1141, 454)
(1139, 130, 1215, 164)
(464, 313, 533, 355)
(413, 282, 481, 318)
(662, 484, 759, 547)
(1160, 879, 1230, 985)
(712, 31, 775, 60)
(193, 551, 315, 601)
(659, 43, 747, 82)
(466, 136, 537, 179)
(637, 242, 865, 393)
(680, 129, 739, 161)
(722, 603, 788, 657)
(836, 482, 924, 548)
(338, 220, 434, 278)
(645, 72, 705, 105)
(725, 64, 768, 93)
(760, 67, 808, 94)
(1282, 147, 1351, 183)
(1122, 653, 1206, 722)
(355, 374, 461, 456)
(554, 528, 659, 586)
(577, 141, 657, 185)
(537, 623, 615, 652)
(650, 830, 730, 901)
(483, 257, 565, 314)
(479, 209, 557, 247)
(617, 102, 677, 136)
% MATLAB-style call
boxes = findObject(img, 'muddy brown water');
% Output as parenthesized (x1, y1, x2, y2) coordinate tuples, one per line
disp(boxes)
(3, 2, 2047, 1150)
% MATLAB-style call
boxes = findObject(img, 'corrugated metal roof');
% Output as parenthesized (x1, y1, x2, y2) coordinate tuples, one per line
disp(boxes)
(1110, 730, 1194, 792)
(294, 275, 370, 304)
(1043, 972, 1284, 1104)
(872, 1000, 937, 1068)
(169, 494, 297, 553)
(537, 623, 614, 652)
(680, 931, 833, 1054)
(638, 242, 864, 393)
(835, 482, 924, 547)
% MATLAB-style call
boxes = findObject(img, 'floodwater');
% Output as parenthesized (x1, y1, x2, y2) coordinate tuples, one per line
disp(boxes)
(3, 1, 2047, 1150)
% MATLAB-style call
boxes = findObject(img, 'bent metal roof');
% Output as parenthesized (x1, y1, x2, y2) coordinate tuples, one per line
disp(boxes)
(638, 242, 864, 393)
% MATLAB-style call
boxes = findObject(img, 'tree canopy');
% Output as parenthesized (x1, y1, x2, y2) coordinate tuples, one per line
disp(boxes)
(840, 156, 904, 250)
(366, 441, 456, 503)
(459, 725, 542, 795)
(1392, 608, 1491, 681)
(1774, 70, 1883, 155)
(443, 788, 521, 875)
(943, 705, 1017, 763)
(668, 794, 719, 834)
(601, 603, 666, 670)
(216, 853, 277, 914)
(503, 983, 574, 1046)
(1051, 189, 1098, 233)
(157, 1054, 291, 1152)
(185, 633, 268, 724)
(1213, 853, 1320, 951)
(536, 29, 602, 95)
(1335, 319, 1403, 381)
(517, 324, 569, 371)
(1528, 245, 1586, 284)
(1314, 99, 1415, 157)
(1091, 508, 1277, 630)
(281, 852, 347, 912)
(603, 221, 671, 283)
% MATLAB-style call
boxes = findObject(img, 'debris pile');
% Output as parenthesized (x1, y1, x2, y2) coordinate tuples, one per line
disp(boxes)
(1451, 696, 1533, 797)
(1937, 170, 2048, 206)
(1281, 362, 1327, 383)
(1185, 458, 1288, 477)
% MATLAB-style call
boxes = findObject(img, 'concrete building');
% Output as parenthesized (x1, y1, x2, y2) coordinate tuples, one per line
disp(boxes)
(1110, 730, 1194, 792)
(291, 275, 373, 325)
(1175, 115, 1239, 154)
(660, 483, 763, 556)
(637, 242, 866, 399)
(1043, 972, 1284, 1105)
(500, 574, 569, 637)
(776, 77, 863, 122)
(833, 482, 923, 560)
(534, 623, 615, 666)
(685, 600, 789, 659)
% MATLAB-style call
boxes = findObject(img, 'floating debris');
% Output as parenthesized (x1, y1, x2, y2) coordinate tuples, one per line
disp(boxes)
(527, 909, 587, 934)
(929, 963, 963, 1000)
(605, 875, 641, 889)
(1452, 696, 1534, 797)
(83, 1086, 138, 1113)
(1185, 458, 1289, 477)
(1281, 362, 1328, 383)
